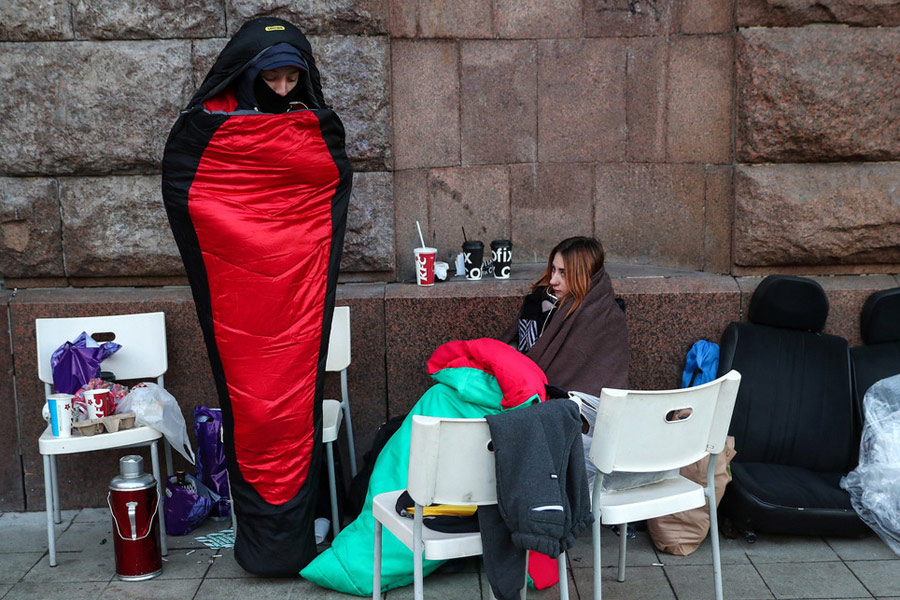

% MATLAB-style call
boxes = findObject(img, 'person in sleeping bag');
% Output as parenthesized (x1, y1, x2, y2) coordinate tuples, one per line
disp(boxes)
(300, 338, 549, 596)
(500, 236, 629, 398)
(161, 16, 351, 576)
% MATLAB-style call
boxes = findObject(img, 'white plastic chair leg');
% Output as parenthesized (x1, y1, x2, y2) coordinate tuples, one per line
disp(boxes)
(326, 441, 340, 536)
(149, 440, 168, 556)
(413, 506, 425, 600)
(558, 551, 569, 599)
(43, 454, 57, 567)
(341, 370, 357, 477)
(592, 490, 603, 600)
(50, 456, 61, 524)
(164, 438, 174, 479)
(707, 454, 724, 600)
(617, 522, 627, 582)
(373, 519, 382, 600)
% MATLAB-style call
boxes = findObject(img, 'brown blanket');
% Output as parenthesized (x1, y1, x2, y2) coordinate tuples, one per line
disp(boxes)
(501, 268, 629, 396)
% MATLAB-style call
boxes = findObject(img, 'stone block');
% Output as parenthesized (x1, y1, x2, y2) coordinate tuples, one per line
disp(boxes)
(734, 164, 900, 268)
(0, 178, 64, 278)
(0, 289, 23, 511)
(585, 0, 676, 37)
(737, 27, 900, 163)
(0, 1, 73, 41)
(191, 38, 228, 92)
(427, 166, 510, 264)
(615, 273, 741, 390)
(72, 0, 225, 39)
(391, 0, 493, 38)
(460, 41, 537, 166)
(703, 166, 733, 274)
(667, 35, 733, 164)
(0, 41, 192, 176)
(392, 40, 460, 170)
(393, 169, 428, 282)
(510, 163, 595, 264)
(737, 0, 900, 27)
(538, 38, 626, 163)
(595, 163, 707, 270)
(226, 0, 389, 35)
(676, 0, 734, 33)
(626, 36, 667, 163)
(309, 35, 392, 171)
(495, 0, 583, 38)
(343, 172, 394, 273)
(11, 287, 217, 509)
(59, 176, 183, 277)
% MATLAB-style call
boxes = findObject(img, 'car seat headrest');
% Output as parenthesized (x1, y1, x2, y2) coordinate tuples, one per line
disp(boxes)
(747, 275, 828, 332)
(860, 287, 900, 344)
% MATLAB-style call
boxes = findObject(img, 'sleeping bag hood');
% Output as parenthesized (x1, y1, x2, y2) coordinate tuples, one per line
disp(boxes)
(161, 16, 351, 576)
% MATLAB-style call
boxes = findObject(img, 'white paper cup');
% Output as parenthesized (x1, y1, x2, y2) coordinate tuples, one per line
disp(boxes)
(414, 247, 437, 286)
(47, 394, 74, 437)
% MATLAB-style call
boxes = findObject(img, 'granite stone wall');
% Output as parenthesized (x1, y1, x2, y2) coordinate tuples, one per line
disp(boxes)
(2, 1, 900, 511)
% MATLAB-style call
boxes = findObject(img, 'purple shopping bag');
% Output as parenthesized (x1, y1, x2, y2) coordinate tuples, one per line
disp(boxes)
(194, 407, 231, 519)
(50, 332, 121, 394)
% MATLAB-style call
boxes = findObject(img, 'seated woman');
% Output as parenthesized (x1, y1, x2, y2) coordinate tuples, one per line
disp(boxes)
(501, 236, 630, 397)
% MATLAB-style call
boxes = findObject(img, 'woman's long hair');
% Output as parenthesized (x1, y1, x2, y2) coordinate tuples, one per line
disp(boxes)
(532, 236, 605, 318)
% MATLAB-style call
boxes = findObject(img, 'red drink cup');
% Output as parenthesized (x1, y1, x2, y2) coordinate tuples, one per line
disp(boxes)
(85, 388, 113, 419)
(414, 247, 437, 286)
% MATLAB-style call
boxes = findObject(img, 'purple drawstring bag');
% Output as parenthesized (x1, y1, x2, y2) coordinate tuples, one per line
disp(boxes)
(50, 332, 121, 394)
(194, 407, 231, 519)
(164, 473, 219, 536)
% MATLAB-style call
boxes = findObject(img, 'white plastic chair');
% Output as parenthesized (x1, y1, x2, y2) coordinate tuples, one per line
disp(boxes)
(588, 370, 741, 600)
(372, 415, 569, 600)
(322, 305, 355, 536)
(35, 312, 173, 566)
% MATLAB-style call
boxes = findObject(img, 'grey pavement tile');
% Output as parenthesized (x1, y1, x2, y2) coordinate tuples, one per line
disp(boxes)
(384, 570, 480, 599)
(23, 546, 115, 583)
(0, 553, 43, 584)
(157, 547, 215, 580)
(827, 535, 900, 561)
(567, 528, 659, 570)
(666, 563, 774, 600)
(0, 583, 10, 597)
(652, 533, 753, 566)
(745, 535, 840, 563)
(74, 508, 110, 523)
(195, 577, 295, 600)
(571, 564, 676, 600)
(54, 520, 114, 553)
(847, 561, 900, 597)
(205, 549, 250, 579)
(2, 580, 106, 599)
(0, 511, 76, 553)
(166, 517, 233, 551)
(478, 567, 577, 600)
(99, 577, 202, 599)
(754, 561, 872, 599)
(293, 577, 372, 599)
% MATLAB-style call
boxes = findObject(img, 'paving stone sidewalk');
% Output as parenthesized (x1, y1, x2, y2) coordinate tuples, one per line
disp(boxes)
(1, 509, 898, 599)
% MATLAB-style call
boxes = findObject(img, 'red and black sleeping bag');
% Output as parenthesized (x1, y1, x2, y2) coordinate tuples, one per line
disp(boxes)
(161, 17, 351, 575)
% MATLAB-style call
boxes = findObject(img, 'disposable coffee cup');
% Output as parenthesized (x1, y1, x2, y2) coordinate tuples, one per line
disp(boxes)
(47, 393, 74, 437)
(414, 247, 437, 286)
(490, 239, 513, 279)
(84, 388, 113, 420)
(462, 240, 484, 280)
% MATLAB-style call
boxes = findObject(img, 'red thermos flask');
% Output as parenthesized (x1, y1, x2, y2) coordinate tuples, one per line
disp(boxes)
(108, 455, 163, 581)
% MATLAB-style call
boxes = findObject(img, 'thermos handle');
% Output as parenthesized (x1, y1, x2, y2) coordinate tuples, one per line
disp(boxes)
(107, 492, 160, 541)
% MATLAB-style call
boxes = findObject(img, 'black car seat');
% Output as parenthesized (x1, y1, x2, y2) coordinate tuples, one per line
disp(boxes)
(717, 275, 868, 537)
(850, 287, 900, 412)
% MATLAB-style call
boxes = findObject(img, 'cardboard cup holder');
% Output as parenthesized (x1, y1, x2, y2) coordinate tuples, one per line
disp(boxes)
(71, 413, 137, 436)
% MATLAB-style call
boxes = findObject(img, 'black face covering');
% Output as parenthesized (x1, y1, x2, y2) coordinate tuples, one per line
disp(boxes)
(253, 76, 301, 113)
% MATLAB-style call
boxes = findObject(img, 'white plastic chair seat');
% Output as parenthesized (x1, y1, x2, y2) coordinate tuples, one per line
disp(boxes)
(372, 490, 484, 561)
(322, 399, 343, 444)
(39, 424, 163, 455)
(595, 476, 704, 525)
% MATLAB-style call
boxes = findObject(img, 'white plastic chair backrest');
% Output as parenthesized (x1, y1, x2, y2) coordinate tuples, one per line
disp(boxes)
(325, 306, 351, 372)
(35, 312, 168, 388)
(589, 370, 741, 475)
(407, 415, 497, 507)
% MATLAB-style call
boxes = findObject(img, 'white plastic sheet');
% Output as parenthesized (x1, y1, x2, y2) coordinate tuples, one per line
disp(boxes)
(117, 383, 196, 464)
(841, 374, 900, 554)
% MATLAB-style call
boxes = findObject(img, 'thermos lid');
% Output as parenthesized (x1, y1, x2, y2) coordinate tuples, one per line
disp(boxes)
(110, 455, 156, 491)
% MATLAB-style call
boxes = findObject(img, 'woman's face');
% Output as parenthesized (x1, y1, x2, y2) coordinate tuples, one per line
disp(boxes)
(549, 252, 569, 300)
(260, 66, 301, 96)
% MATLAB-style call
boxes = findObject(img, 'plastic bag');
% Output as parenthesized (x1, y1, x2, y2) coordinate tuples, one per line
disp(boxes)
(50, 332, 121, 394)
(194, 407, 231, 520)
(841, 374, 900, 554)
(117, 383, 195, 464)
(164, 473, 220, 536)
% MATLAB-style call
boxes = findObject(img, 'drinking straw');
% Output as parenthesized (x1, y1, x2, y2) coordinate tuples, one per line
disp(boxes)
(416, 220, 426, 249)
(462, 226, 468, 242)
